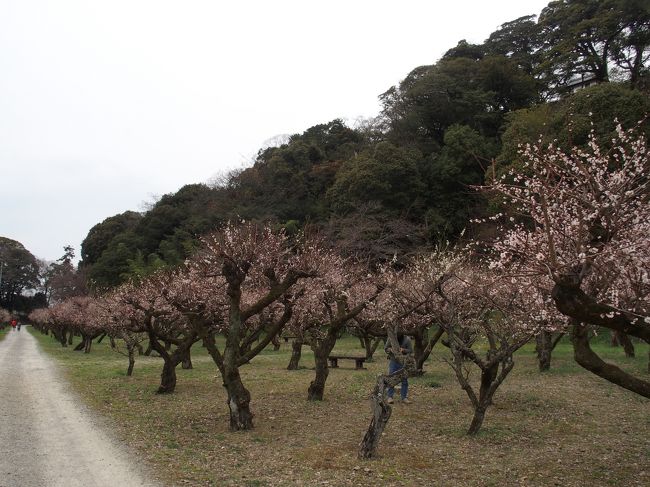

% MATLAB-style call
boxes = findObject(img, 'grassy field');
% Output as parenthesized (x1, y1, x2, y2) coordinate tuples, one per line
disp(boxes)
(30, 327, 649, 487)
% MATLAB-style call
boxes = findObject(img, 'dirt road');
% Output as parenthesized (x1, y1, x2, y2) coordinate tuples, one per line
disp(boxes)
(0, 329, 160, 487)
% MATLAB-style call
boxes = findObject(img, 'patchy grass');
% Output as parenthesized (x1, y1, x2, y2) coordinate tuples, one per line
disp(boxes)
(31, 329, 649, 487)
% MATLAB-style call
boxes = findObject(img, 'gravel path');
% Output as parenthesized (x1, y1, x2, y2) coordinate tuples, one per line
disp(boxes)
(0, 329, 160, 487)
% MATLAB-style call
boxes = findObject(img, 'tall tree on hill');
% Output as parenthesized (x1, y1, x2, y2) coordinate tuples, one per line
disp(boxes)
(609, 1, 650, 88)
(81, 211, 142, 267)
(87, 235, 141, 290)
(442, 39, 485, 61)
(134, 184, 221, 261)
(82, 211, 143, 289)
(45, 246, 87, 303)
(421, 124, 497, 238)
(327, 142, 424, 216)
(235, 120, 368, 222)
(485, 15, 545, 77)
(380, 55, 537, 151)
(538, 0, 650, 90)
(495, 83, 650, 179)
(83, 184, 224, 289)
(0, 237, 40, 310)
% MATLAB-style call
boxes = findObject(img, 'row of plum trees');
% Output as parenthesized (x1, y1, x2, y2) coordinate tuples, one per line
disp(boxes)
(30, 227, 553, 429)
(30, 124, 650, 458)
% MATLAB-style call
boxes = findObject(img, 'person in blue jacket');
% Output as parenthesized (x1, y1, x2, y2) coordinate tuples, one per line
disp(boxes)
(385, 333, 412, 404)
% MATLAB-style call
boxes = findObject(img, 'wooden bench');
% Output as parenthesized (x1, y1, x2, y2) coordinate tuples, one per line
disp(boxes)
(328, 355, 366, 370)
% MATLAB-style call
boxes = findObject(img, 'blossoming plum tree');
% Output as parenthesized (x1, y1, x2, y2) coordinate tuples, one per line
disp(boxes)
(288, 252, 383, 401)
(176, 222, 321, 430)
(0, 307, 11, 327)
(96, 293, 148, 376)
(359, 249, 553, 458)
(358, 263, 429, 459)
(28, 308, 50, 335)
(379, 260, 448, 374)
(32, 301, 72, 346)
(66, 297, 105, 353)
(115, 273, 198, 394)
(429, 258, 551, 435)
(486, 123, 650, 396)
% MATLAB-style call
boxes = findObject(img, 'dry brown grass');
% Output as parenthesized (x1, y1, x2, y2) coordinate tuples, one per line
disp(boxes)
(32, 330, 650, 487)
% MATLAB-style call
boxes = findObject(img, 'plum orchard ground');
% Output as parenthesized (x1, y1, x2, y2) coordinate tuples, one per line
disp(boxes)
(31, 329, 649, 487)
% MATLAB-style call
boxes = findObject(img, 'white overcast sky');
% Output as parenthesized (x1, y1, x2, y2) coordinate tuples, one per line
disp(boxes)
(0, 0, 550, 263)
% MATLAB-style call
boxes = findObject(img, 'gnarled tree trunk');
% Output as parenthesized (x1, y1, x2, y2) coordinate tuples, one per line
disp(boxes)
(84, 335, 93, 353)
(359, 331, 416, 459)
(222, 267, 256, 431)
(308, 335, 337, 401)
(225, 382, 253, 430)
(535, 330, 564, 372)
(358, 370, 403, 459)
(148, 332, 197, 394)
(536, 331, 552, 371)
(223, 359, 254, 430)
(466, 361, 499, 435)
(458, 355, 515, 436)
(287, 338, 303, 370)
(181, 348, 193, 369)
(158, 358, 178, 394)
(362, 336, 382, 362)
(55, 329, 67, 347)
(413, 326, 444, 374)
(571, 322, 650, 398)
(615, 331, 635, 358)
(127, 343, 136, 377)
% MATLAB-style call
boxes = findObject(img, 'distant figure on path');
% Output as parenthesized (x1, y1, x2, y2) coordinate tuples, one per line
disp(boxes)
(10, 319, 17, 331)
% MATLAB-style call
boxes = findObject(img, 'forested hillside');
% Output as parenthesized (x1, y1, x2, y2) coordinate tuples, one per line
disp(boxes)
(81, 0, 650, 289)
